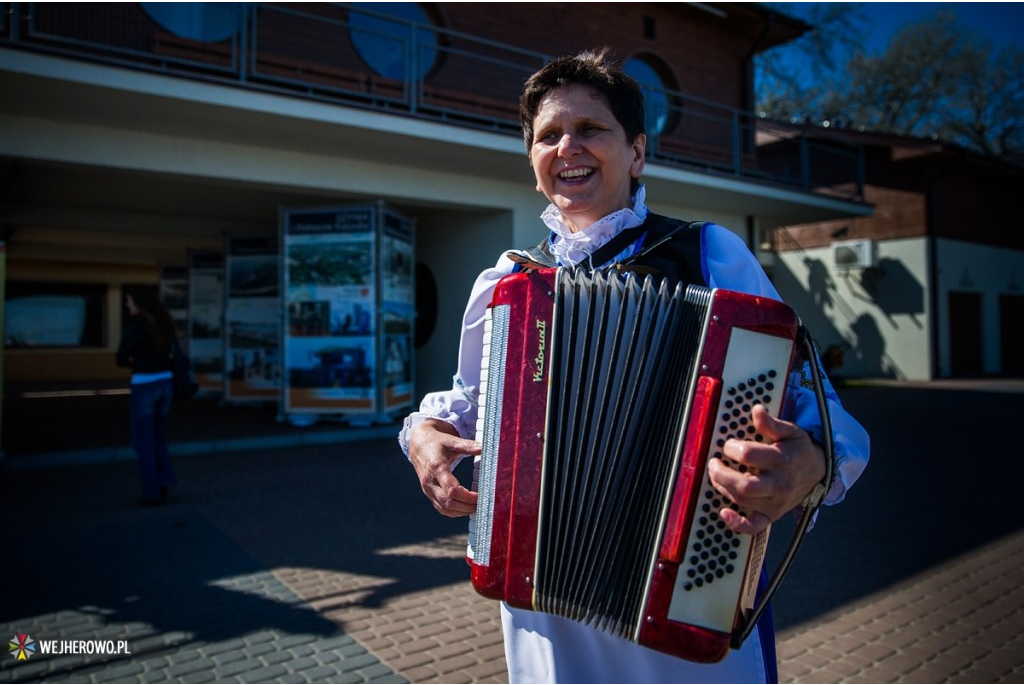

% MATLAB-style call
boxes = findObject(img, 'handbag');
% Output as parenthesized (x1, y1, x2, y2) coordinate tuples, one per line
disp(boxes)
(171, 338, 199, 401)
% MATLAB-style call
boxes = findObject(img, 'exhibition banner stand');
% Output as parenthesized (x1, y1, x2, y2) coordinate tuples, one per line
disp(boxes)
(224, 235, 281, 403)
(159, 265, 189, 349)
(280, 203, 415, 425)
(187, 251, 225, 396)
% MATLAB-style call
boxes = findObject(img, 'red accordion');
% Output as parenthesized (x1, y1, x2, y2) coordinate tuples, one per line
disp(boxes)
(467, 267, 803, 663)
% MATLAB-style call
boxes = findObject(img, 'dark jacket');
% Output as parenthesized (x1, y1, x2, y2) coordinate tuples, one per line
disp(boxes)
(116, 319, 173, 374)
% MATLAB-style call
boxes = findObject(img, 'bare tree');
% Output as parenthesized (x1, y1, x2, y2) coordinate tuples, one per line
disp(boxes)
(757, 7, 1024, 160)
(941, 46, 1024, 157)
(756, 3, 869, 123)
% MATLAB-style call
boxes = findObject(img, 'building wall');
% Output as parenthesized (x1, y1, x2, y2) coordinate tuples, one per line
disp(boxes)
(444, 3, 753, 109)
(775, 236, 933, 381)
(935, 238, 1024, 377)
(773, 184, 927, 250)
(0, 4, 857, 392)
(931, 164, 1024, 251)
(0, 63, 548, 386)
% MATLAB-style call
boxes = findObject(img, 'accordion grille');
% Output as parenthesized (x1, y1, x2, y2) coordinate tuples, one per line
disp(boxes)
(533, 270, 710, 637)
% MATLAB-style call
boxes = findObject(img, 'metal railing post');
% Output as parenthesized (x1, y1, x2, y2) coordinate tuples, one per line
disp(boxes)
(238, 3, 249, 83)
(10, 2, 20, 41)
(732, 110, 741, 174)
(409, 23, 417, 114)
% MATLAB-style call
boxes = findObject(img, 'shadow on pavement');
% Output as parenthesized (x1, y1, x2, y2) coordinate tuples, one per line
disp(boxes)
(2, 383, 1022, 664)
(767, 385, 1024, 630)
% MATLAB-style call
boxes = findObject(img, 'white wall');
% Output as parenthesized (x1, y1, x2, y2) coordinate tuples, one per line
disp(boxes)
(935, 238, 1024, 377)
(775, 237, 933, 380)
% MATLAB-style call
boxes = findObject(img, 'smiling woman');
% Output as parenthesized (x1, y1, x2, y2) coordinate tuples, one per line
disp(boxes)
(400, 47, 870, 685)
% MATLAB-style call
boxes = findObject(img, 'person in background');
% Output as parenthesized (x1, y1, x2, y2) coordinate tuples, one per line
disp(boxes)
(400, 48, 870, 683)
(116, 286, 179, 506)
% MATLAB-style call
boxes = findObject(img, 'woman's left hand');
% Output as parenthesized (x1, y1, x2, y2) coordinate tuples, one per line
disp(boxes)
(707, 404, 826, 534)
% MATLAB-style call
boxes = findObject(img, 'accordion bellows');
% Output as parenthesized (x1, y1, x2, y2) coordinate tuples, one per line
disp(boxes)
(467, 268, 800, 663)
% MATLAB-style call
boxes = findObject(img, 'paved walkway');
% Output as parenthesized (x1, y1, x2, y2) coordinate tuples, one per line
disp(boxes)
(1, 382, 1022, 683)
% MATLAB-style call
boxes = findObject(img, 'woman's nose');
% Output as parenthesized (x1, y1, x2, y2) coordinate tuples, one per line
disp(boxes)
(557, 133, 580, 157)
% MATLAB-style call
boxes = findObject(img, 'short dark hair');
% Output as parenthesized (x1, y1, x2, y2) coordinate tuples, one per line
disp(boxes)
(519, 48, 646, 151)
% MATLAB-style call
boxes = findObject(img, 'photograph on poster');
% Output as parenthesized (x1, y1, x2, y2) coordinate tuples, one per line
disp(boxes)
(227, 344, 280, 389)
(160, 278, 188, 311)
(229, 254, 278, 298)
(226, 314, 280, 390)
(225, 238, 280, 401)
(332, 300, 373, 336)
(287, 241, 373, 287)
(160, 267, 189, 345)
(383, 234, 413, 296)
(384, 334, 410, 383)
(286, 336, 375, 396)
(288, 299, 332, 337)
(189, 271, 223, 340)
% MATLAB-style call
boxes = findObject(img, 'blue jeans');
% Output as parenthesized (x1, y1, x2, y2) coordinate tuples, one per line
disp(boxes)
(130, 377, 176, 500)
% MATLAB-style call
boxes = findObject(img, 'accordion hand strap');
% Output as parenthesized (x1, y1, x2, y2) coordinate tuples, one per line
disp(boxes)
(732, 326, 835, 648)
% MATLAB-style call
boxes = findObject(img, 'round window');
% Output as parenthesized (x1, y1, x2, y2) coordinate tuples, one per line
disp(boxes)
(624, 58, 670, 137)
(141, 3, 248, 43)
(348, 3, 440, 81)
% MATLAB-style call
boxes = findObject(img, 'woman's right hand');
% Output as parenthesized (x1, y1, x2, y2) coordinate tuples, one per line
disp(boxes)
(408, 418, 481, 517)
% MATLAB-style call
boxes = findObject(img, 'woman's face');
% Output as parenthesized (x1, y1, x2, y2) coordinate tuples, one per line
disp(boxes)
(125, 294, 138, 316)
(529, 83, 646, 233)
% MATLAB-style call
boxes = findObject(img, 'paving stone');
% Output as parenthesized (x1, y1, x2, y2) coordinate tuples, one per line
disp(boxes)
(4, 398, 1024, 685)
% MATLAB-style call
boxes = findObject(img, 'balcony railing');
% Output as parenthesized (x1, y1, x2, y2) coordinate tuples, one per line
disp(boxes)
(1, 2, 864, 201)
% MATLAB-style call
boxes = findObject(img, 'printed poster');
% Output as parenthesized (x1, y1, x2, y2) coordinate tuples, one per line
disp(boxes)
(281, 203, 415, 421)
(282, 206, 377, 415)
(381, 210, 414, 412)
(224, 235, 280, 403)
(187, 251, 224, 396)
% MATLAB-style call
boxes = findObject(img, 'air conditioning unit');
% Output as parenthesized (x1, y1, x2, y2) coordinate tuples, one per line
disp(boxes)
(832, 239, 876, 270)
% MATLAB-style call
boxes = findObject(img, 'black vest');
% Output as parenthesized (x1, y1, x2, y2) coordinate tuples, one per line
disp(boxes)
(507, 212, 708, 288)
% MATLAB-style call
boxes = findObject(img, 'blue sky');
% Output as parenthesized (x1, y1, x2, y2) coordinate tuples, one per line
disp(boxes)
(777, 2, 1024, 52)
(860, 2, 1023, 49)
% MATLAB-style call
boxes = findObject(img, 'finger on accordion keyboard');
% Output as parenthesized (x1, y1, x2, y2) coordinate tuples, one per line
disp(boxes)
(718, 505, 772, 535)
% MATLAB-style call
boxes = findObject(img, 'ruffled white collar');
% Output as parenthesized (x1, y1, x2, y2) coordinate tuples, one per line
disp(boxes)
(541, 186, 649, 267)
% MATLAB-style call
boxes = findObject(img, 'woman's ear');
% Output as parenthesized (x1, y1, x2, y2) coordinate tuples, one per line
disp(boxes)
(631, 134, 647, 177)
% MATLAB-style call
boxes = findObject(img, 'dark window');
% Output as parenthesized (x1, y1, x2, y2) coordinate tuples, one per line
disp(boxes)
(643, 16, 656, 39)
(4, 282, 106, 348)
